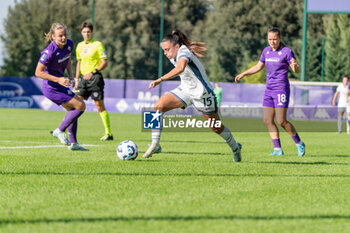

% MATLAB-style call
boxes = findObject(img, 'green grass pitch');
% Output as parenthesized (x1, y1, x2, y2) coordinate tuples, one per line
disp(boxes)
(0, 108, 349, 233)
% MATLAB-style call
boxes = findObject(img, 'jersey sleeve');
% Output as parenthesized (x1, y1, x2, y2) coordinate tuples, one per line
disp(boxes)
(286, 49, 296, 65)
(177, 46, 192, 62)
(259, 49, 266, 63)
(39, 49, 52, 67)
(76, 43, 82, 61)
(97, 42, 107, 60)
(336, 85, 341, 92)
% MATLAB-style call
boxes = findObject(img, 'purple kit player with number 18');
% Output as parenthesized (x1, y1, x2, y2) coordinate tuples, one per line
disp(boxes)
(35, 23, 88, 151)
(235, 27, 305, 157)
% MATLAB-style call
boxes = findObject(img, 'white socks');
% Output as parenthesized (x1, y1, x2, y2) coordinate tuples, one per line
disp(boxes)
(219, 126, 238, 150)
(151, 129, 161, 145)
(151, 112, 163, 145)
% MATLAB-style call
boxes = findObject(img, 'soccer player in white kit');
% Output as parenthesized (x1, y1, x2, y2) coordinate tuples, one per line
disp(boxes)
(143, 29, 242, 162)
(333, 74, 350, 133)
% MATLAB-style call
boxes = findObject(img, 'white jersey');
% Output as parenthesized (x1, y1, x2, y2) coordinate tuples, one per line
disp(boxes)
(170, 45, 213, 97)
(336, 83, 348, 108)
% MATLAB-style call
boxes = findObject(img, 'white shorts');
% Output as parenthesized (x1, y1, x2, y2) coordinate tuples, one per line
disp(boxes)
(170, 86, 217, 114)
(340, 105, 350, 113)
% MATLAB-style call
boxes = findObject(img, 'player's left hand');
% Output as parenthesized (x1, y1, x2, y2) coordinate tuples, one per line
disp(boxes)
(83, 73, 93, 80)
(290, 58, 300, 73)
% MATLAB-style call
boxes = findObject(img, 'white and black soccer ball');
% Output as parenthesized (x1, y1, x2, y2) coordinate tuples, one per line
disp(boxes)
(116, 140, 138, 160)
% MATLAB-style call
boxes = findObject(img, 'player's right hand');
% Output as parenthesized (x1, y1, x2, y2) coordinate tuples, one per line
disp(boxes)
(58, 77, 70, 88)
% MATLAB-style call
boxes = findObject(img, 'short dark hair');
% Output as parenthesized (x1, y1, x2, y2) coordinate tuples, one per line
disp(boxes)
(343, 74, 349, 79)
(268, 27, 281, 37)
(268, 27, 285, 48)
(81, 21, 93, 32)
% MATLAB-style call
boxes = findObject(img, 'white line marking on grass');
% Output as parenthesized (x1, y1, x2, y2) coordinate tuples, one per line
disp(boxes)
(0, 140, 58, 144)
(0, 144, 100, 149)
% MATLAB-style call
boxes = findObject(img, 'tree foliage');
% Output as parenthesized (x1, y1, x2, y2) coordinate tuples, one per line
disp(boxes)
(0, 0, 348, 83)
(324, 15, 350, 82)
(1, 0, 89, 77)
(192, 0, 325, 82)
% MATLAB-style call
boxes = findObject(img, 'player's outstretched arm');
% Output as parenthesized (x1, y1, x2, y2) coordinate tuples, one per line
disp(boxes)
(149, 58, 187, 89)
(235, 61, 265, 83)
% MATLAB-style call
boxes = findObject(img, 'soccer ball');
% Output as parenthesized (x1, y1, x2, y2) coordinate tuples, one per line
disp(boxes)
(116, 140, 139, 160)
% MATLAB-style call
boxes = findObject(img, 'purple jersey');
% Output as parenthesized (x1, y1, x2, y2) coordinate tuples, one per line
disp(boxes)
(259, 46, 295, 91)
(39, 39, 73, 89)
(38, 39, 74, 105)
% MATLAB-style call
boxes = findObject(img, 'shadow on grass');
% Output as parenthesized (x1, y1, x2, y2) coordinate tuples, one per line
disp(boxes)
(160, 151, 226, 155)
(1, 214, 350, 225)
(308, 154, 350, 158)
(256, 161, 350, 166)
(1, 171, 349, 178)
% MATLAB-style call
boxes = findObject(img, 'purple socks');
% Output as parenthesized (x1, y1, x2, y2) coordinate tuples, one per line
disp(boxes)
(59, 109, 84, 143)
(272, 133, 301, 150)
(67, 120, 78, 144)
(291, 133, 301, 144)
(272, 138, 281, 149)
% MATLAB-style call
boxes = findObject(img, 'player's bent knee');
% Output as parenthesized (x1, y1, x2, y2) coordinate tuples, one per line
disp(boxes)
(211, 125, 224, 134)
(154, 103, 166, 112)
(277, 119, 287, 127)
(263, 118, 274, 126)
(77, 101, 86, 111)
(96, 105, 105, 113)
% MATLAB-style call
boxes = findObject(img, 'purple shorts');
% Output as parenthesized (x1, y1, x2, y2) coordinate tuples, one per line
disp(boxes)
(263, 89, 290, 108)
(42, 85, 75, 106)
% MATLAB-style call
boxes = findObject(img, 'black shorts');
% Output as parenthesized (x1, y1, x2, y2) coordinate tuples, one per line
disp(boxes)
(76, 73, 105, 100)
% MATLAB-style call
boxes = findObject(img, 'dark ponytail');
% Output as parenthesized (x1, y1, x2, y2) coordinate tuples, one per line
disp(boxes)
(162, 29, 207, 58)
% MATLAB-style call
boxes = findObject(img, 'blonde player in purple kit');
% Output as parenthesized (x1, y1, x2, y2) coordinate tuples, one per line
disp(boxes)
(35, 23, 88, 151)
(235, 27, 305, 157)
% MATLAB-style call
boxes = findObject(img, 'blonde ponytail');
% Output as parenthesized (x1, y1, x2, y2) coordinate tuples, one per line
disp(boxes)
(44, 23, 67, 42)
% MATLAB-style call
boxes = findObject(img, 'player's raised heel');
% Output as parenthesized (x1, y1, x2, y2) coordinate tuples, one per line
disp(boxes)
(147, 144, 162, 153)
(270, 149, 284, 156)
(143, 142, 160, 158)
(68, 143, 89, 151)
(233, 143, 242, 162)
(52, 128, 69, 145)
(297, 142, 305, 157)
